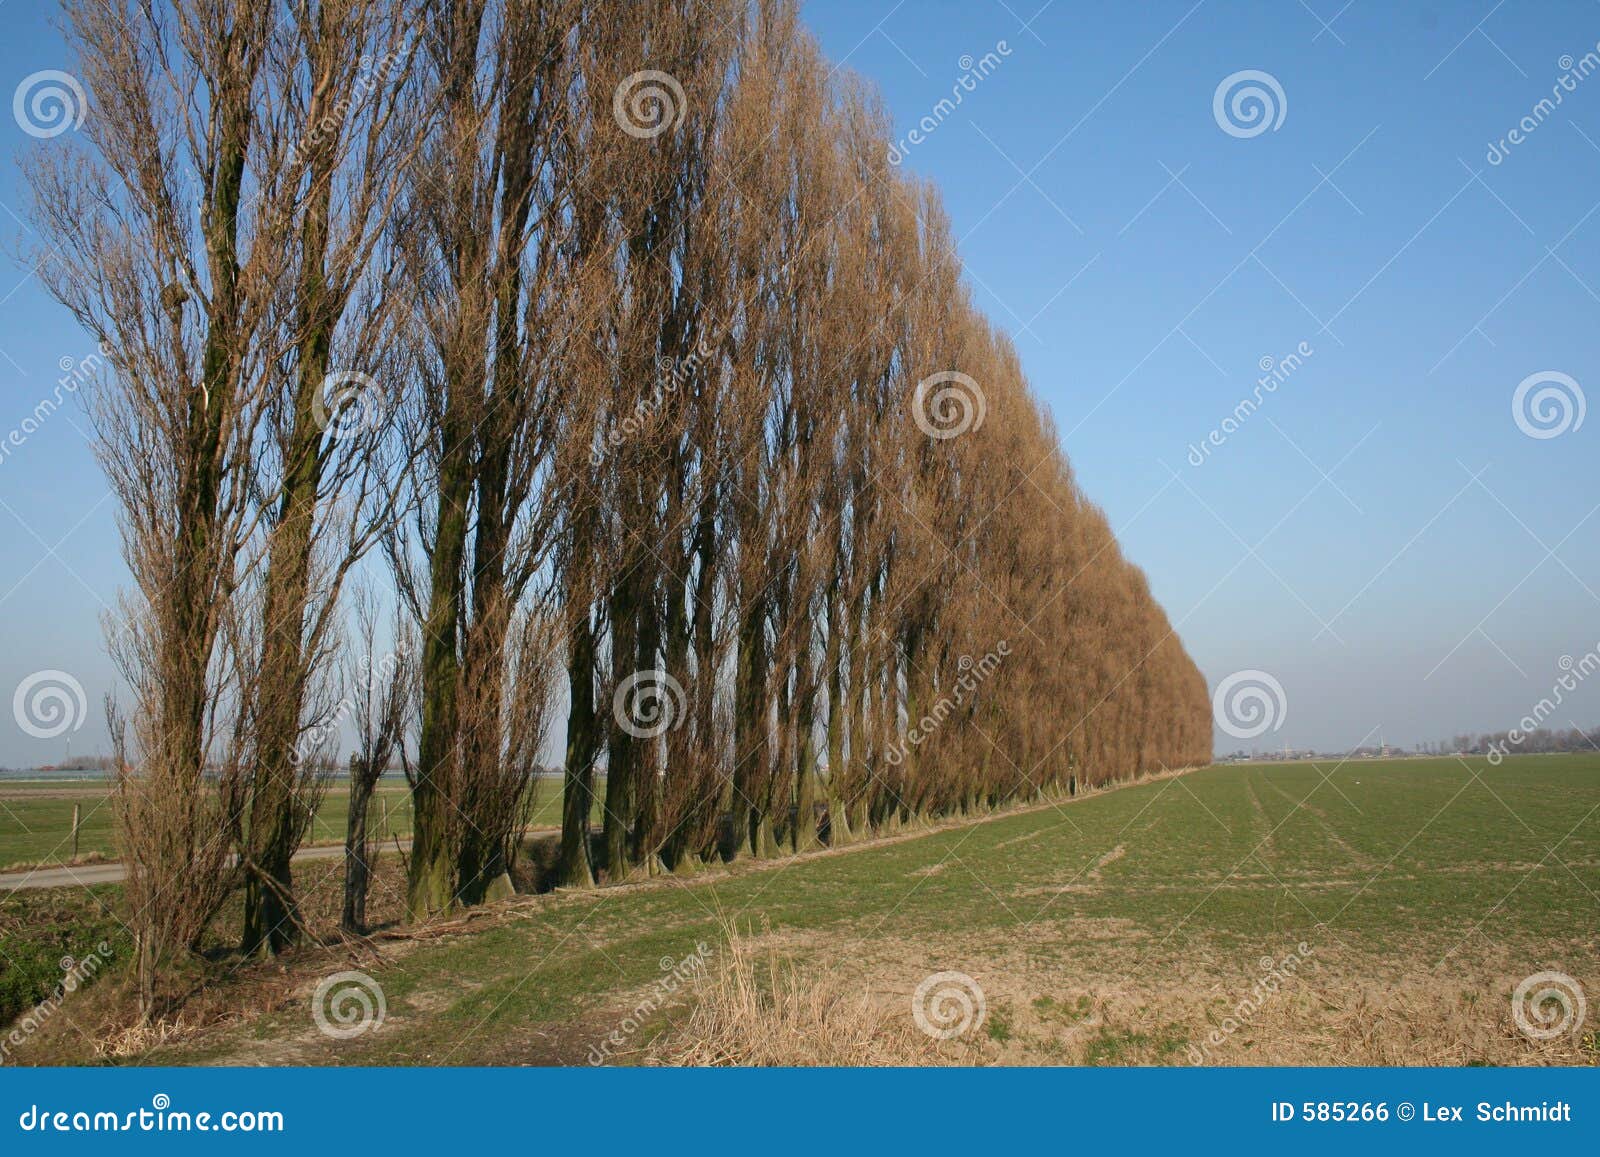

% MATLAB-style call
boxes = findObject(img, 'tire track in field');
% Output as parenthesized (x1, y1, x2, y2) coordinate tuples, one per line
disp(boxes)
(1241, 771, 1277, 857)
(1257, 770, 1377, 872)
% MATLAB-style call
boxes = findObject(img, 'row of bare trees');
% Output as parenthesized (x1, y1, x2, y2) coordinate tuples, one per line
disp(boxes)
(24, 0, 1210, 1015)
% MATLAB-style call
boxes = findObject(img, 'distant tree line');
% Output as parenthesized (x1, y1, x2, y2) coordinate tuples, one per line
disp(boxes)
(1431, 728, 1600, 758)
(22, 0, 1210, 1017)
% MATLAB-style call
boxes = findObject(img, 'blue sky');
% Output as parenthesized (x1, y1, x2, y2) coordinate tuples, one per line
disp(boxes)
(2, 0, 1598, 765)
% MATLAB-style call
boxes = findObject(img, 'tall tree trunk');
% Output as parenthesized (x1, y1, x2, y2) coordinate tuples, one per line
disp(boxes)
(794, 634, 818, 851)
(824, 578, 850, 844)
(690, 505, 721, 863)
(558, 597, 599, 888)
(341, 762, 375, 933)
(634, 577, 663, 870)
(731, 598, 766, 859)
(409, 420, 469, 917)
(603, 567, 640, 877)
(241, 115, 336, 952)
(658, 536, 692, 870)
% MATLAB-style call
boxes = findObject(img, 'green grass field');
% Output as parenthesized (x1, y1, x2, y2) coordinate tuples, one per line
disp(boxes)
(150, 753, 1597, 1066)
(0, 778, 585, 868)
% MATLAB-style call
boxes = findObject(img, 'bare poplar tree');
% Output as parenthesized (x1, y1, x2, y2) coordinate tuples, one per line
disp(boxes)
(394, 0, 591, 915)
(234, 0, 424, 957)
(24, 0, 315, 1014)
(339, 586, 412, 933)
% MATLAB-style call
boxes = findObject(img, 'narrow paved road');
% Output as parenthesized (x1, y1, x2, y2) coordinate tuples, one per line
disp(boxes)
(1, 829, 555, 892)
(0, 841, 379, 892)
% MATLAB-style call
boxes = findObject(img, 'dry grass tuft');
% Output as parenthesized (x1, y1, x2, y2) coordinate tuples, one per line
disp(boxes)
(94, 1015, 191, 1059)
(652, 928, 939, 1067)
(1282, 978, 1598, 1067)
